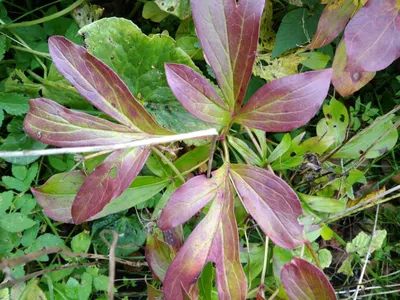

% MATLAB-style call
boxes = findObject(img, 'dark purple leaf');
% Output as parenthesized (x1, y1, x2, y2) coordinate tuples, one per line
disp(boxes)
(24, 98, 146, 147)
(344, 0, 400, 72)
(191, 0, 265, 108)
(48, 36, 172, 135)
(234, 69, 332, 132)
(281, 258, 336, 300)
(72, 146, 150, 224)
(230, 164, 304, 249)
(165, 63, 230, 124)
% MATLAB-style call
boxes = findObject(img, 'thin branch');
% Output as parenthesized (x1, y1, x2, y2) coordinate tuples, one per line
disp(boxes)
(0, 263, 97, 290)
(259, 237, 270, 298)
(353, 204, 380, 300)
(245, 127, 264, 158)
(100, 230, 119, 300)
(151, 146, 185, 183)
(319, 185, 400, 224)
(0, 129, 218, 158)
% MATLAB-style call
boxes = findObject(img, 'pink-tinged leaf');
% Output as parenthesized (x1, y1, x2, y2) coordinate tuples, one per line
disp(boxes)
(191, 0, 265, 108)
(332, 40, 375, 97)
(31, 171, 85, 224)
(162, 193, 223, 300)
(71, 147, 150, 224)
(165, 63, 230, 124)
(163, 227, 184, 252)
(281, 258, 336, 300)
(208, 180, 247, 300)
(24, 98, 147, 147)
(48, 36, 172, 135)
(145, 230, 175, 282)
(159, 167, 226, 230)
(309, 0, 356, 49)
(147, 283, 163, 300)
(229, 164, 304, 249)
(234, 69, 332, 132)
(344, 0, 400, 72)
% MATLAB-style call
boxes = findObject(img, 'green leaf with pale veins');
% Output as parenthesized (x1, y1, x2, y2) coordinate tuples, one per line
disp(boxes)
(0, 93, 29, 115)
(79, 18, 215, 145)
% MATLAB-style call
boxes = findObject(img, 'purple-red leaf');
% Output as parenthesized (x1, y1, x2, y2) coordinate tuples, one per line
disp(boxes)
(344, 0, 400, 72)
(24, 98, 146, 147)
(208, 180, 247, 300)
(229, 164, 304, 249)
(165, 63, 230, 124)
(234, 69, 332, 132)
(309, 0, 356, 49)
(332, 40, 375, 97)
(281, 258, 336, 300)
(48, 36, 172, 135)
(162, 192, 223, 299)
(71, 147, 150, 224)
(159, 168, 225, 230)
(191, 0, 265, 108)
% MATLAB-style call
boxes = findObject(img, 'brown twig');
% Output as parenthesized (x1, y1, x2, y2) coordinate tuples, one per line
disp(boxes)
(100, 230, 119, 300)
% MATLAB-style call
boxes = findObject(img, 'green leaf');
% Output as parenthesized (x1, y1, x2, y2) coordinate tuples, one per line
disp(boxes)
(318, 249, 332, 269)
(227, 136, 262, 166)
(268, 133, 291, 163)
(272, 6, 324, 57)
(80, 18, 214, 145)
(2, 176, 27, 192)
(298, 193, 346, 213)
(0, 35, 6, 61)
(93, 275, 109, 292)
(0, 132, 47, 165)
(300, 51, 331, 70)
(272, 245, 293, 282)
(176, 18, 203, 60)
(0, 191, 13, 215)
(142, 1, 169, 22)
(346, 230, 387, 257)
(26, 233, 64, 261)
(155, 0, 191, 19)
(0, 213, 36, 232)
(317, 98, 349, 147)
(333, 114, 398, 159)
(71, 231, 91, 253)
(0, 93, 29, 115)
(338, 256, 354, 276)
(92, 214, 146, 257)
(12, 165, 27, 181)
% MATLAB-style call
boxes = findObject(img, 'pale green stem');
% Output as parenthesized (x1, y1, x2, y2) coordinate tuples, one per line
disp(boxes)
(151, 146, 185, 183)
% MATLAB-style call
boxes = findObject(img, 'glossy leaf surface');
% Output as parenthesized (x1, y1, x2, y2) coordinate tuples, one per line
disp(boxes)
(309, 0, 356, 49)
(281, 258, 336, 300)
(344, 0, 400, 72)
(48, 36, 171, 135)
(191, 0, 265, 107)
(235, 69, 332, 132)
(165, 63, 230, 124)
(24, 98, 146, 147)
(72, 147, 150, 224)
(332, 40, 375, 97)
(230, 164, 304, 248)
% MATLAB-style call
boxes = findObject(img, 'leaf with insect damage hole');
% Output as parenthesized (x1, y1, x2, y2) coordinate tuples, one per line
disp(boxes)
(234, 69, 332, 132)
(230, 164, 304, 249)
(191, 0, 265, 108)
(281, 258, 336, 300)
(344, 0, 400, 72)
(24, 98, 148, 147)
(48, 36, 171, 135)
(71, 147, 150, 224)
(165, 63, 230, 125)
(332, 40, 375, 97)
